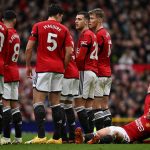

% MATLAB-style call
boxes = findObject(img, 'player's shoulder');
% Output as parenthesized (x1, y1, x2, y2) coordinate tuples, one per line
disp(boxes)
(8, 28, 20, 40)
(0, 21, 7, 31)
(83, 29, 96, 38)
(57, 22, 69, 32)
(97, 28, 111, 38)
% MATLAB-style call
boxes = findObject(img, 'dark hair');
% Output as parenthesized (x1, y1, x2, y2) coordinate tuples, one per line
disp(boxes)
(88, 8, 105, 19)
(48, 3, 63, 16)
(3, 10, 16, 20)
(77, 11, 90, 20)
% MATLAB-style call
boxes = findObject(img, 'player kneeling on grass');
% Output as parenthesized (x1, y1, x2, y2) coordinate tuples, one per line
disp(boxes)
(75, 85, 150, 144)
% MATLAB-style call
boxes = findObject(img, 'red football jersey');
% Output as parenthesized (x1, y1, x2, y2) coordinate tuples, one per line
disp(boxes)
(144, 94, 150, 114)
(122, 115, 150, 142)
(64, 50, 79, 79)
(0, 22, 7, 75)
(76, 29, 98, 74)
(29, 20, 73, 73)
(3, 28, 20, 82)
(96, 28, 112, 77)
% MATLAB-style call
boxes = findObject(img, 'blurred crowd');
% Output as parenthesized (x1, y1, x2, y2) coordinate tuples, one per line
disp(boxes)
(1, 0, 150, 64)
(1, 0, 150, 121)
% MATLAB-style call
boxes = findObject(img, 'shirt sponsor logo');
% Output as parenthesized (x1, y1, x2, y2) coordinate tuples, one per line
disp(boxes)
(135, 118, 144, 132)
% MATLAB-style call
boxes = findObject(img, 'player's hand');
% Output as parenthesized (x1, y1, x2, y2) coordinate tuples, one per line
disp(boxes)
(26, 66, 33, 79)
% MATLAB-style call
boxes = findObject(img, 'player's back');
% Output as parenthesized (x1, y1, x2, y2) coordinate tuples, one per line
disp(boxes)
(3, 28, 20, 82)
(0, 22, 7, 76)
(34, 20, 71, 73)
(122, 115, 150, 142)
(96, 28, 111, 77)
(64, 51, 79, 79)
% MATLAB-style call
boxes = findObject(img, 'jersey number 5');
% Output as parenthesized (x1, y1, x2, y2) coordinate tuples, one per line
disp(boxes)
(0, 32, 5, 52)
(47, 33, 57, 51)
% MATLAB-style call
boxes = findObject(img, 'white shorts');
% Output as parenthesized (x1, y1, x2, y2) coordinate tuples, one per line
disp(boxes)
(61, 78, 79, 101)
(78, 71, 97, 99)
(33, 72, 64, 92)
(95, 77, 112, 97)
(108, 126, 130, 143)
(0, 75, 4, 95)
(2, 82, 19, 100)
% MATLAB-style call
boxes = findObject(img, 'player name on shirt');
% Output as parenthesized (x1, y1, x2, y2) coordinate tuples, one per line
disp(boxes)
(9, 34, 20, 43)
(135, 118, 144, 132)
(43, 24, 62, 32)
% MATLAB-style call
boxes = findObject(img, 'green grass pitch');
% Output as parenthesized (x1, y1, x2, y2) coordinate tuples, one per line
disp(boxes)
(0, 133, 150, 150)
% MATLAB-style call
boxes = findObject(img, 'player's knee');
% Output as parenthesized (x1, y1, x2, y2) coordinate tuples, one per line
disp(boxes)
(34, 103, 46, 121)
(3, 107, 12, 124)
(12, 108, 22, 124)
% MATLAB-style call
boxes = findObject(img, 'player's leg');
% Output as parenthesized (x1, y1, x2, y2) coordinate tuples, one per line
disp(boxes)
(63, 78, 78, 143)
(1, 83, 12, 145)
(74, 71, 89, 134)
(85, 100, 94, 133)
(60, 78, 72, 143)
(87, 127, 113, 144)
(11, 102, 22, 144)
(10, 81, 22, 144)
(47, 73, 64, 143)
(75, 126, 113, 144)
(60, 100, 68, 143)
(84, 71, 97, 133)
(93, 77, 105, 130)
(25, 73, 48, 144)
(64, 99, 76, 143)
(102, 77, 112, 127)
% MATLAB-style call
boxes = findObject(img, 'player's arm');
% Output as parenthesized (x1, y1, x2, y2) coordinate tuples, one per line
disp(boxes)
(64, 46, 73, 69)
(25, 24, 38, 78)
(64, 31, 74, 68)
(25, 40, 36, 78)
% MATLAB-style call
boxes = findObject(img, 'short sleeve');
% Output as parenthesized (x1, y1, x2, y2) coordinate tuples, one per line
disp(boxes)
(29, 24, 38, 41)
(64, 29, 74, 47)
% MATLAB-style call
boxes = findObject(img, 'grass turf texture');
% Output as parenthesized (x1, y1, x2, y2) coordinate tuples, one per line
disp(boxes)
(0, 133, 150, 150)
